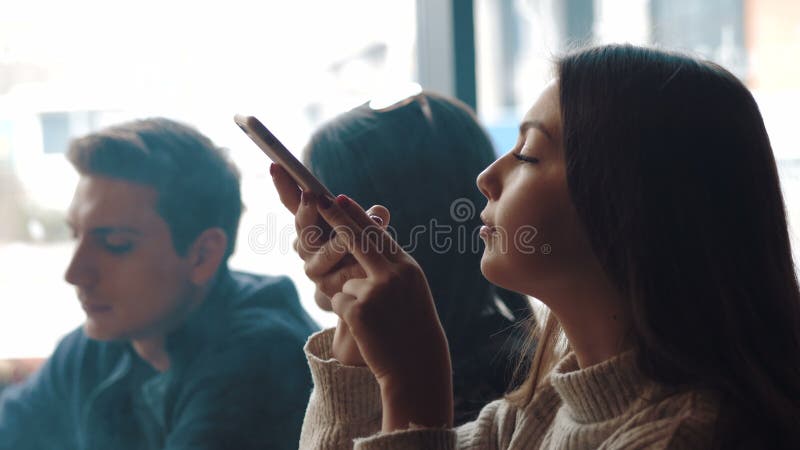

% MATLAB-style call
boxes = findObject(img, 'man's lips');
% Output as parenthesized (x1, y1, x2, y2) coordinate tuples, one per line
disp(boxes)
(83, 305, 112, 314)
(81, 302, 112, 314)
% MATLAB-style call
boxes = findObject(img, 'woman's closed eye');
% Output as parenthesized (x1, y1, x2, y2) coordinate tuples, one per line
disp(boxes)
(514, 152, 540, 163)
(512, 134, 540, 164)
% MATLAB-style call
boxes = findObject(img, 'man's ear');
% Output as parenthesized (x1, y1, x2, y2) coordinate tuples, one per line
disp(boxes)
(187, 228, 228, 286)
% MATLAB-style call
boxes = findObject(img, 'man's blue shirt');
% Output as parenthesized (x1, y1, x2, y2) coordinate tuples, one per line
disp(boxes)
(0, 269, 319, 449)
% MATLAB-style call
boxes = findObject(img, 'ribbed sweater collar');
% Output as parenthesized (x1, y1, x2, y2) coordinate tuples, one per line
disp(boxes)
(548, 350, 646, 424)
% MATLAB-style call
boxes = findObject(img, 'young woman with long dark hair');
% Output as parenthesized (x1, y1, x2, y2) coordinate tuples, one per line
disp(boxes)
(272, 44, 800, 449)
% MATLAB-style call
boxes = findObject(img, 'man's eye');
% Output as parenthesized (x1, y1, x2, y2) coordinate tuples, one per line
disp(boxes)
(104, 241, 133, 255)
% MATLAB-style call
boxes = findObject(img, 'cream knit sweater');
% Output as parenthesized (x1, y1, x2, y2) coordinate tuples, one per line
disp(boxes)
(299, 329, 721, 449)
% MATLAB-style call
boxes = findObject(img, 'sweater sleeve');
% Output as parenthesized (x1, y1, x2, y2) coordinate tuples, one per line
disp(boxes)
(300, 328, 383, 449)
(300, 328, 524, 450)
(353, 398, 528, 450)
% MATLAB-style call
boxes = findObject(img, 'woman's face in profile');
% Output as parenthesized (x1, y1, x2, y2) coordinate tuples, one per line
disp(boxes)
(476, 81, 596, 298)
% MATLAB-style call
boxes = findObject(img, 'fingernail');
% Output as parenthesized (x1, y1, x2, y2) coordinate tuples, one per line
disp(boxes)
(335, 194, 350, 208)
(300, 191, 307, 205)
(369, 215, 383, 226)
(319, 195, 333, 209)
(269, 163, 277, 176)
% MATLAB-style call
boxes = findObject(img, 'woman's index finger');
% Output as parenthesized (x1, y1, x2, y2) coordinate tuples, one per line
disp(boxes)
(333, 195, 404, 262)
(270, 163, 301, 214)
(316, 196, 397, 274)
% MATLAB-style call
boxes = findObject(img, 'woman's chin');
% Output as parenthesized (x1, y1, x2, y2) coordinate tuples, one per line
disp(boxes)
(480, 253, 515, 291)
(481, 250, 548, 298)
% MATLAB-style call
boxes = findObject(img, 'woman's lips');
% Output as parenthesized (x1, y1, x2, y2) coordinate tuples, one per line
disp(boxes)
(479, 210, 501, 240)
(479, 213, 496, 238)
(479, 224, 496, 238)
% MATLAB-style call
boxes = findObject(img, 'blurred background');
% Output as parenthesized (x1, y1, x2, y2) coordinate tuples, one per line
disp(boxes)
(1, 0, 798, 378)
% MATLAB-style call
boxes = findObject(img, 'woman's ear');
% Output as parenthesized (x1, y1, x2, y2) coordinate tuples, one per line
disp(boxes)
(188, 228, 228, 286)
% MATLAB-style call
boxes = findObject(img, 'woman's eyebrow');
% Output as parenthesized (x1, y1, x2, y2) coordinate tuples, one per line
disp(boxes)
(519, 120, 554, 141)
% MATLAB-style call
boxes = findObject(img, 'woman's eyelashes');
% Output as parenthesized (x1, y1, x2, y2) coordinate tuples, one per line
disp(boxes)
(512, 136, 540, 164)
(513, 152, 540, 164)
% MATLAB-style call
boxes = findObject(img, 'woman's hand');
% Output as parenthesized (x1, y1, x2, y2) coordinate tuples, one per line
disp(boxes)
(271, 164, 381, 297)
(270, 164, 453, 430)
(315, 193, 454, 431)
(271, 164, 384, 366)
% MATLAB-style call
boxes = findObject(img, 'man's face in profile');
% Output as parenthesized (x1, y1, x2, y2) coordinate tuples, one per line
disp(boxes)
(65, 176, 196, 342)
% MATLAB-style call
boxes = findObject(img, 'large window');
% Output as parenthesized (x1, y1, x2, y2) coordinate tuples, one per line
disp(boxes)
(3, 0, 799, 362)
(0, 0, 417, 359)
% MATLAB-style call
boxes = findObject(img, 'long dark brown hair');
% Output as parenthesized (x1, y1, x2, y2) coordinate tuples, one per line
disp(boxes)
(509, 45, 800, 448)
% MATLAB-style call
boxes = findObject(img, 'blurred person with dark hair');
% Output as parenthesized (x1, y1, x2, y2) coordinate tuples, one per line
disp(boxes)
(0, 118, 318, 450)
(300, 91, 533, 425)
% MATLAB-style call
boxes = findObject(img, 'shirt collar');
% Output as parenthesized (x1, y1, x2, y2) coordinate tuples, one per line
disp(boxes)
(164, 266, 234, 365)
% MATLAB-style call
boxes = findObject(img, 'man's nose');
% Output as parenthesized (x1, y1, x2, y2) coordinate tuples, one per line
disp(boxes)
(64, 240, 98, 288)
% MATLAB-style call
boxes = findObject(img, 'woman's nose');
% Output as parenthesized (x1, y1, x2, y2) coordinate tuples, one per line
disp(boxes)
(477, 159, 501, 201)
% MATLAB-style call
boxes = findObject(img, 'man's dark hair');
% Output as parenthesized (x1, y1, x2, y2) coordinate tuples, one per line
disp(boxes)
(67, 117, 242, 259)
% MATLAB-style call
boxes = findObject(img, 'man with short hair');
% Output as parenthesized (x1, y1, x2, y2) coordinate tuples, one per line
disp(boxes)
(0, 118, 318, 449)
